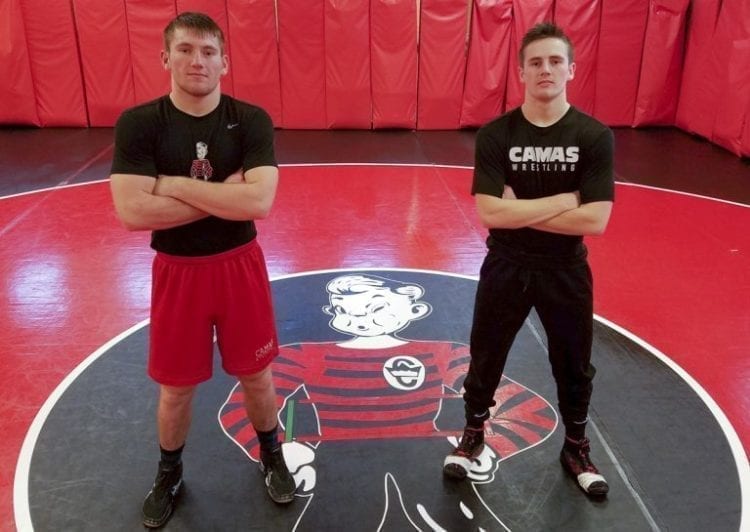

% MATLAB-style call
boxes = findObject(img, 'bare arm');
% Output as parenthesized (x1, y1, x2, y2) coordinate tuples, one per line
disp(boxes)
(500, 185, 612, 236)
(153, 165, 279, 221)
(110, 173, 209, 231)
(530, 201, 613, 236)
(475, 190, 580, 229)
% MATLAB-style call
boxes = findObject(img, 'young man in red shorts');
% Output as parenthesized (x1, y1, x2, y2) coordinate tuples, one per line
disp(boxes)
(109, 12, 296, 528)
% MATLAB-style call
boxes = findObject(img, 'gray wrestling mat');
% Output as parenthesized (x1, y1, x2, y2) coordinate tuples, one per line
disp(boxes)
(21, 270, 742, 531)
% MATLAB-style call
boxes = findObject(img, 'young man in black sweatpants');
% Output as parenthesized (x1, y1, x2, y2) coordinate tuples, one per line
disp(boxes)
(443, 22, 614, 497)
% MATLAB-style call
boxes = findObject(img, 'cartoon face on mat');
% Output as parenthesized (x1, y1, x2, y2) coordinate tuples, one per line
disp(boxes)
(322, 275, 431, 338)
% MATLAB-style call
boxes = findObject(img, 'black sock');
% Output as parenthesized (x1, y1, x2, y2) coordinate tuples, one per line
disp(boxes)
(256, 425, 280, 454)
(565, 418, 588, 444)
(466, 409, 488, 429)
(159, 444, 184, 469)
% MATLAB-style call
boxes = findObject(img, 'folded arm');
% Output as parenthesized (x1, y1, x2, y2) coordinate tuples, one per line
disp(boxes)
(530, 200, 613, 235)
(153, 165, 278, 221)
(475, 190, 580, 229)
(498, 185, 612, 236)
(110, 173, 209, 231)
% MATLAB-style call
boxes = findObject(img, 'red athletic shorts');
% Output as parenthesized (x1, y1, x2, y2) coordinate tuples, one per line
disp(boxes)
(149, 240, 279, 386)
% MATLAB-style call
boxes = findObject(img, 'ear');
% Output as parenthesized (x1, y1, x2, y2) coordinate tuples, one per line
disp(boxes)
(221, 54, 229, 76)
(409, 303, 430, 320)
(568, 62, 576, 81)
(161, 51, 170, 70)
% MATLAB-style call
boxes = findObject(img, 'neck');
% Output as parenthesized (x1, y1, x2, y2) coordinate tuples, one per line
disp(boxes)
(169, 87, 221, 117)
(336, 336, 407, 349)
(521, 97, 570, 127)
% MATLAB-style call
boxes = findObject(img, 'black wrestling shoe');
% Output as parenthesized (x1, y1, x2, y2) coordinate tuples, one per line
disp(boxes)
(142, 462, 183, 528)
(443, 426, 485, 480)
(560, 436, 609, 497)
(260, 447, 296, 504)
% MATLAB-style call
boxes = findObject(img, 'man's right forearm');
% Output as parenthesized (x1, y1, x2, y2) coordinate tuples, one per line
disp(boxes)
(475, 192, 579, 229)
(110, 174, 209, 231)
(121, 191, 209, 231)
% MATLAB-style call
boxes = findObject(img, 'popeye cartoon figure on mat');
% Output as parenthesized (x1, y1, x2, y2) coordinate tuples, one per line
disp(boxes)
(220, 273, 556, 530)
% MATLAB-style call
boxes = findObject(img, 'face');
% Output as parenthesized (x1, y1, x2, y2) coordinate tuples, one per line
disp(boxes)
(162, 28, 228, 98)
(325, 288, 428, 337)
(196, 142, 207, 159)
(519, 37, 575, 103)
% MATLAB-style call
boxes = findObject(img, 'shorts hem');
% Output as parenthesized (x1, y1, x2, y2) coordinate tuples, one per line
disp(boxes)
(149, 371, 212, 387)
(223, 355, 275, 377)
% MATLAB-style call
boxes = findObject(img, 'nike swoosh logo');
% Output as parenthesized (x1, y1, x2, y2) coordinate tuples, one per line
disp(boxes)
(227, 123, 239, 129)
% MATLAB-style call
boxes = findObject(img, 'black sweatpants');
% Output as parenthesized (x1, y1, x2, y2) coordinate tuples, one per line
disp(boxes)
(463, 241, 596, 435)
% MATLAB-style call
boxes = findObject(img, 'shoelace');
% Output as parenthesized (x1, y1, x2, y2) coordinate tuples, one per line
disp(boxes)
(264, 449, 286, 471)
(456, 429, 483, 455)
(576, 444, 599, 473)
(152, 468, 178, 496)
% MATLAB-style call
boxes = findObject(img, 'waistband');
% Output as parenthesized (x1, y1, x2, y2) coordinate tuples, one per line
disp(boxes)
(487, 236, 587, 269)
(155, 239, 258, 265)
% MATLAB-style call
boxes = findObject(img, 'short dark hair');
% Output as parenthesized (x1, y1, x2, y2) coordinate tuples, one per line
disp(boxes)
(164, 12, 225, 53)
(518, 22, 574, 65)
(326, 274, 425, 300)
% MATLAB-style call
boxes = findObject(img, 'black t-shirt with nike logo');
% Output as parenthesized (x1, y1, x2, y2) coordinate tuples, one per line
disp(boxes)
(111, 94, 276, 256)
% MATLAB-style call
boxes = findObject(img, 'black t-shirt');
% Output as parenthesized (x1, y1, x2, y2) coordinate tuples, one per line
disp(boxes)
(472, 106, 614, 256)
(111, 94, 277, 256)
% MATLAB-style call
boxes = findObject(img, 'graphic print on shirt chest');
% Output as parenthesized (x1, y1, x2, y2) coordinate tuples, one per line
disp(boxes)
(190, 141, 214, 180)
(157, 102, 244, 181)
(383, 355, 426, 390)
(509, 145, 579, 173)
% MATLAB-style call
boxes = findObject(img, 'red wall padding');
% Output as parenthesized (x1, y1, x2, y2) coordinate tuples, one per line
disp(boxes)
(417, 0, 470, 130)
(72, 0, 135, 126)
(0, 0, 40, 125)
(709, 2, 750, 157)
(593, 0, 648, 126)
(227, 0, 282, 126)
(632, 0, 690, 126)
(124, 1, 175, 106)
(0, 0, 748, 159)
(505, 0, 554, 112)
(674, 0, 720, 137)
(711, 39, 750, 156)
(277, 0, 326, 129)
(459, 0, 513, 127)
(325, 0, 371, 129)
(174, 0, 234, 95)
(20, 0, 87, 126)
(554, 0, 601, 116)
(371, 0, 418, 128)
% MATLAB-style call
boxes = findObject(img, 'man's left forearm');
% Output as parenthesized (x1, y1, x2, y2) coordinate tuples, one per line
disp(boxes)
(154, 167, 278, 221)
(530, 201, 613, 236)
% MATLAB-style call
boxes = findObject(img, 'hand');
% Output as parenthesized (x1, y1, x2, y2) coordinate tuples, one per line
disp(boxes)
(469, 443, 500, 482)
(502, 185, 517, 200)
(557, 190, 581, 210)
(224, 169, 245, 184)
(280, 441, 316, 493)
(446, 435, 500, 482)
(152, 175, 177, 197)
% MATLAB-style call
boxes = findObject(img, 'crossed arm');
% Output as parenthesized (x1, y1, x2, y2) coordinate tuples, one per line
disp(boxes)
(110, 166, 279, 231)
(475, 186, 612, 236)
